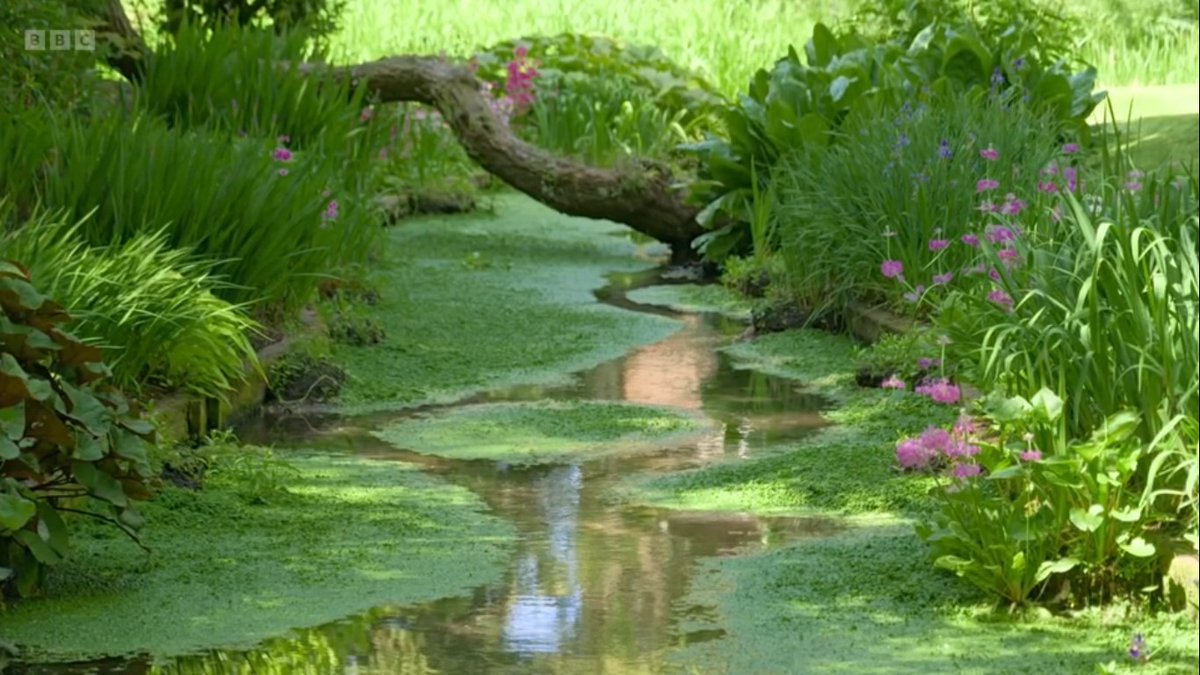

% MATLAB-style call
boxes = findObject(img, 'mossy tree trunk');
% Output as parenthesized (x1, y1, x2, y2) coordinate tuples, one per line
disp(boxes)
(97, 1, 706, 261)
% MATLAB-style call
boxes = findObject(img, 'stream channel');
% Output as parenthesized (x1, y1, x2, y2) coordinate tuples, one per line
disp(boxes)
(17, 269, 846, 674)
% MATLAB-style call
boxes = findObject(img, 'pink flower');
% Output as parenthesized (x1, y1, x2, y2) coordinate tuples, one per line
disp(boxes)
(915, 378, 961, 404)
(977, 179, 1000, 192)
(953, 463, 982, 479)
(1063, 166, 1078, 193)
(953, 414, 979, 437)
(273, 148, 293, 162)
(277, 134, 290, 145)
(1000, 194, 1027, 216)
(932, 272, 953, 285)
(881, 260, 904, 279)
(980, 147, 999, 161)
(322, 200, 339, 221)
(961, 233, 980, 247)
(997, 247, 1021, 268)
(1038, 181, 1058, 194)
(1062, 143, 1080, 154)
(1020, 450, 1043, 462)
(360, 107, 373, 122)
(987, 288, 1014, 310)
(1125, 181, 1143, 192)
(277, 168, 289, 177)
(514, 44, 529, 59)
(987, 226, 1017, 244)
(920, 426, 952, 453)
(918, 357, 942, 370)
(929, 239, 950, 251)
(903, 284, 926, 303)
(881, 375, 906, 390)
(896, 438, 931, 470)
(945, 440, 980, 458)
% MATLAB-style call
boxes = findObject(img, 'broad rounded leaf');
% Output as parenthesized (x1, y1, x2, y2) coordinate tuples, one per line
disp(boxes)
(0, 491, 36, 531)
(1118, 537, 1156, 558)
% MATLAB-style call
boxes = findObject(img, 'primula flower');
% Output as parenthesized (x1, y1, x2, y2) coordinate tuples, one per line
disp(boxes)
(953, 463, 982, 479)
(953, 415, 979, 437)
(920, 426, 952, 453)
(987, 226, 1017, 244)
(977, 178, 1000, 192)
(322, 200, 339, 221)
(881, 375, 906, 390)
(1020, 450, 1043, 462)
(1063, 166, 1079, 192)
(988, 267, 1002, 281)
(980, 147, 999, 161)
(881, 260, 904, 279)
(360, 107, 373, 122)
(903, 284, 926, 303)
(929, 239, 950, 251)
(932, 272, 953, 285)
(997, 247, 1021, 268)
(945, 440, 980, 458)
(1000, 194, 1027, 216)
(273, 148, 293, 162)
(961, 233, 980, 247)
(987, 288, 1014, 310)
(1062, 142, 1080, 154)
(1037, 181, 1058, 194)
(896, 438, 931, 470)
(922, 379, 961, 404)
(277, 134, 290, 145)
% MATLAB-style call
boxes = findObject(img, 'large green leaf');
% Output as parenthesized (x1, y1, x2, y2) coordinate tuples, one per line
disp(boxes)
(941, 33, 992, 83)
(1069, 504, 1105, 532)
(73, 460, 129, 507)
(805, 23, 837, 68)
(15, 529, 61, 564)
(0, 491, 36, 531)
(36, 501, 71, 557)
(1035, 557, 1080, 582)
(1030, 387, 1064, 423)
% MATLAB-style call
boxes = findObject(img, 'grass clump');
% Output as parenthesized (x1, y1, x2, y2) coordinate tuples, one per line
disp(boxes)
(374, 401, 713, 465)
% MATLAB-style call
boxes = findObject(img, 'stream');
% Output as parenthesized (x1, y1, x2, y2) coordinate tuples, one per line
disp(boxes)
(14, 271, 843, 675)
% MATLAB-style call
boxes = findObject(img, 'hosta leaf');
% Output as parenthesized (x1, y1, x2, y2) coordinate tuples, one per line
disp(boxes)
(1035, 557, 1080, 582)
(1118, 537, 1155, 557)
(1069, 505, 1104, 532)
(1030, 387, 1064, 423)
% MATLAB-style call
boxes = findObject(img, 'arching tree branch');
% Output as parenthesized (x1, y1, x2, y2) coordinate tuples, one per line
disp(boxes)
(97, 1, 707, 260)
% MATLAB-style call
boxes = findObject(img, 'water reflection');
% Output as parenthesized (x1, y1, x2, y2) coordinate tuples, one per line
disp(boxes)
(9, 281, 841, 675)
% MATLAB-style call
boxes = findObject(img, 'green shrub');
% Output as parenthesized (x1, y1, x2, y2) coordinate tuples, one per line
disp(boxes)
(685, 20, 1104, 260)
(772, 93, 1062, 316)
(0, 109, 379, 312)
(2, 211, 260, 400)
(1, 262, 156, 599)
(160, 0, 347, 38)
(0, 1, 105, 111)
(199, 431, 298, 505)
(912, 127, 1199, 606)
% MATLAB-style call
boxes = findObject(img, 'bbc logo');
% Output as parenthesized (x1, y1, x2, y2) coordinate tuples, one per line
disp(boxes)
(25, 29, 95, 51)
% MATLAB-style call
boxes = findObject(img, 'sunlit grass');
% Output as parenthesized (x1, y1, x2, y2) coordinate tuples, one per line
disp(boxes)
(124, 1, 1198, 93)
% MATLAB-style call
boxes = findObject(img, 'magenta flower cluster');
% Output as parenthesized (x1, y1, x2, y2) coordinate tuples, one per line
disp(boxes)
(505, 44, 539, 113)
(895, 415, 981, 476)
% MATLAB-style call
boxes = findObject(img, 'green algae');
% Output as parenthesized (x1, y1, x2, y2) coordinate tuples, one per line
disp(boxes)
(625, 283, 755, 320)
(0, 454, 515, 661)
(332, 194, 681, 412)
(373, 400, 714, 465)
(612, 329, 956, 516)
(669, 524, 1200, 674)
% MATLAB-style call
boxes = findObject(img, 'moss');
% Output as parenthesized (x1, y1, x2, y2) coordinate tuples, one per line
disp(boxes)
(332, 194, 681, 412)
(625, 283, 755, 320)
(373, 400, 714, 465)
(669, 524, 1200, 674)
(0, 454, 515, 661)
(612, 329, 957, 516)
